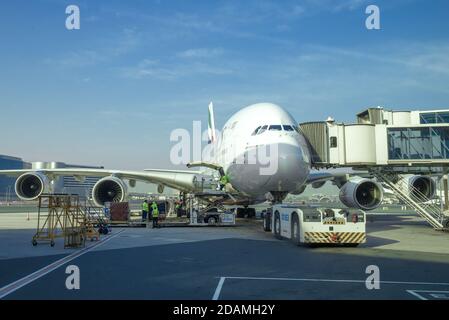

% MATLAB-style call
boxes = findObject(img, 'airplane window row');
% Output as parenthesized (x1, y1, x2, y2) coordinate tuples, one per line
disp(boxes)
(252, 125, 298, 135)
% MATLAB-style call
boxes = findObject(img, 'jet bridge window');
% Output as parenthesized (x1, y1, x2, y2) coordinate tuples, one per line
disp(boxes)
(269, 125, 283, 131)
(388, 127, 449, 160)
(420, 112, 449, 124)
(330, 137, 338, 148)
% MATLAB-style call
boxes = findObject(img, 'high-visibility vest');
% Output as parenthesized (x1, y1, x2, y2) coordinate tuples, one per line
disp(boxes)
(142, 202, 149, 212)
(152, 203, 159, 217)
(220, 175, 230, 185)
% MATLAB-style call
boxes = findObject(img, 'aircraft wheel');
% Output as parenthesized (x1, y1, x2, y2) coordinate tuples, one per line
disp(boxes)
(246, 208, 256, 218)
(274, 211, 282, 240)
(206, 216, 218, 225)
(236, 208, 246, 218)
(291, 213, 301, 246)
(263, 213, 271, 232)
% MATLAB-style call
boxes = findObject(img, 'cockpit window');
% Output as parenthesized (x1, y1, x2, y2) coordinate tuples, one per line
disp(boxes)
(269, 125, 283, 131)
(283, 125, 295, 131)
(252, 126, 261, 136)
(258, 125, 268, 134)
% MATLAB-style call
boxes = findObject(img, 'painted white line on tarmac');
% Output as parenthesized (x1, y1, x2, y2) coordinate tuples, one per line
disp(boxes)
(406, 290, 449, 300)
(407, 290, 428, 300)
(223, 276, 449, 286)
(212, 277, 226, 300)
(0, 229, 125, 299)
(213, 276, 449, 299)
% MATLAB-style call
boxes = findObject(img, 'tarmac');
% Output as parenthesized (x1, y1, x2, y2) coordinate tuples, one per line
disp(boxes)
(0, 210, 449, 300)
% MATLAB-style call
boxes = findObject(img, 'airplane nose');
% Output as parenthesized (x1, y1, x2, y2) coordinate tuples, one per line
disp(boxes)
(263, 139, 310, 192)
(226, 136, 310, 196)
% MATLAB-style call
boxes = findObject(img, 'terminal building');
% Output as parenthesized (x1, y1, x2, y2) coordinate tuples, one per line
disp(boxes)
(31, 162, 104, 198)
(0, 156, 103, 201)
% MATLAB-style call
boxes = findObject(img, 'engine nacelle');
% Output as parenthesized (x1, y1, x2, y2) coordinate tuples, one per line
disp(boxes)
(339, 178, 383, 211)
(398, 175, 436, 201)
(92, 176, 128, 206)
(290, 185, 307, 195)
(311, 181, 326, 189)
(15, 172, 49, 201)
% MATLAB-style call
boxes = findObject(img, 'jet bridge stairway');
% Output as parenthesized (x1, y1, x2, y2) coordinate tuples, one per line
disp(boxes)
(372, 171, 449, 230)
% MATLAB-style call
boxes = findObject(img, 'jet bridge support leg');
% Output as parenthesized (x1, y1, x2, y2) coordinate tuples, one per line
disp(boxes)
(443, 175, 449, 211)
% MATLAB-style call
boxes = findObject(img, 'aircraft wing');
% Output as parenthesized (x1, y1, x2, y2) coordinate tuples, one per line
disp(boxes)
(0, 168, 202, 192)
(306, 171, 373, 187)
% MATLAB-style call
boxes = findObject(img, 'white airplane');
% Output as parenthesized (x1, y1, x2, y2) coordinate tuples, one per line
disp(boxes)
(1, 102, 426, 213)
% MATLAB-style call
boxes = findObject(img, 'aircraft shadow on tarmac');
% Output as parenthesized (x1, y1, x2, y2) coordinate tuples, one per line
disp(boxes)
(363, 235, 399, 247)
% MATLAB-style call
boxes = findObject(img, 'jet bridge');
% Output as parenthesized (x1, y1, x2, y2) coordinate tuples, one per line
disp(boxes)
(300, 108, 449, 170)
(300, 107, 449, 230)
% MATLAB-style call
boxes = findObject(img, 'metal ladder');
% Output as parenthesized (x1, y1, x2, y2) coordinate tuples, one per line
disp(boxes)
(372, 171, 446, 230)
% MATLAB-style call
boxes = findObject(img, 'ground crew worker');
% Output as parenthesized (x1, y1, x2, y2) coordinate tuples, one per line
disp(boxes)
(142, 200, 149, 221)
(151, 201, 160, 228)
(175, 202, 181, 216)
(219, 174, 230, 191)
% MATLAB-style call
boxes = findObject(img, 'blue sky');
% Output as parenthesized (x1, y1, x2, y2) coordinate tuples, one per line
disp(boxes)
(1, 0, 449, 170)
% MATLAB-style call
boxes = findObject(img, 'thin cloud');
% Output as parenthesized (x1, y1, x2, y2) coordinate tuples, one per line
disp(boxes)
(45, 28, 141, 68)
(303, 0, 370, 12)
(305, 43, 449, 76)
(50, 50, 103, 67)
(119, 58, 235, 80)
(177, 48, 224, 59)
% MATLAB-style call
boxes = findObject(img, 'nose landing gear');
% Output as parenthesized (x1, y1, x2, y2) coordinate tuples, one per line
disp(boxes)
(235, 207, 256, 218)
(266, 191, 289, 205)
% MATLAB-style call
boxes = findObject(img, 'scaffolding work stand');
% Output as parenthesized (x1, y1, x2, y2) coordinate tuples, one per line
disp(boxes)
(32, 194, 87, 248)
(32, 194, 65, 247)
(63, 196, 87, 249)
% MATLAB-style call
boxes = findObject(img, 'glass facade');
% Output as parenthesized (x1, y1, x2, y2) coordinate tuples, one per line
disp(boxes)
(420, 112, 449, 124)
(388, 127, 449, 160)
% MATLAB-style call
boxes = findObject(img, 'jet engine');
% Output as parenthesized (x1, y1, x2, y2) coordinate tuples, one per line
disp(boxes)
(339, 178, 383, 211)
(398, 175, 436, 201)
(15, 172, 49, 201)
(92, 176, 127, 206)
(311, 181, 326, 189)
(290, 185, 307, 195)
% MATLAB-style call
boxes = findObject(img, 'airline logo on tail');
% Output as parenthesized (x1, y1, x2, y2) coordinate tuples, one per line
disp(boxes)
(208, 102, 217, 144)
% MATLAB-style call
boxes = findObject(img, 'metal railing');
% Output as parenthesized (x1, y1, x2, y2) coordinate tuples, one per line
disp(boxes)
(373, 171, 445, 229)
